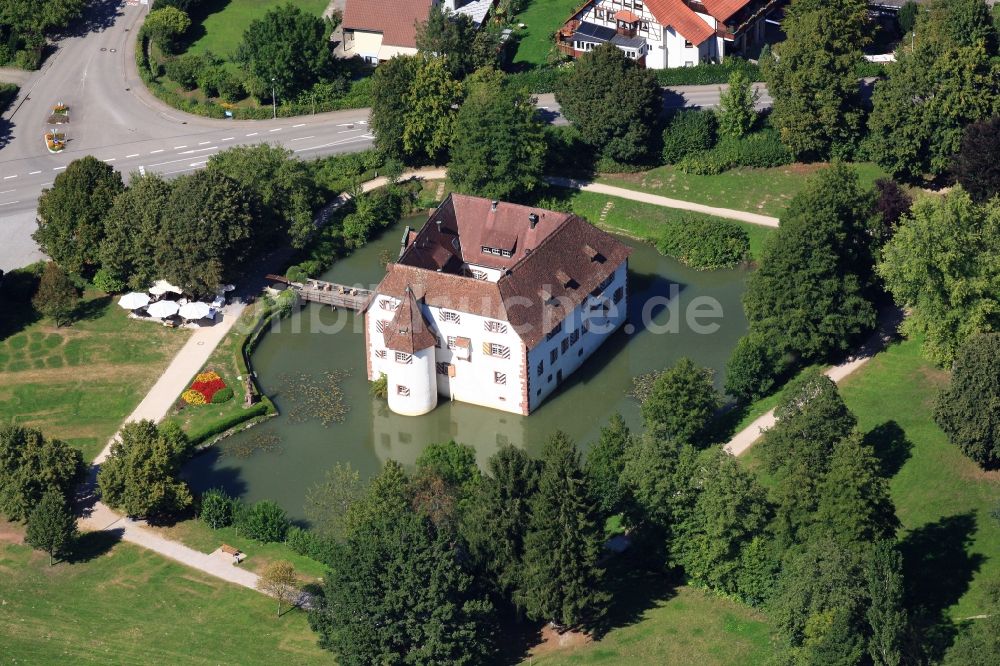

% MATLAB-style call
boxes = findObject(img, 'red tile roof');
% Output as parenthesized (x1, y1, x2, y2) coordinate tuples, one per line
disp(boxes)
(645, 0, 716, 45)
(341, 0, 433, 49)
(383, 286, 438, 353)
(614, 9, 641, 22)
(373, 194, 632, 349)
(700, 0, 752, 23)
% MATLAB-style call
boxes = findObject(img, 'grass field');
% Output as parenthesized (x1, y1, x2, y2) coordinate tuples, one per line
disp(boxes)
(524, 585, 773, 665)
(150, 518, 328, 580)
(598, 162, 889, 218)
(183, 0, 330, 58)
(510, 0, 580, 67)
(0, 532, 327, 665)
(0, 292, 189, 460)
(557, 188, 775, 262)
(741, 337, 1000, 622)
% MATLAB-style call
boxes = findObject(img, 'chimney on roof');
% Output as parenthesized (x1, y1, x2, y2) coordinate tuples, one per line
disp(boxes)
(436, 219, 442, 233)
(491, 200, 498, 212)
(528, 213, 539, 229)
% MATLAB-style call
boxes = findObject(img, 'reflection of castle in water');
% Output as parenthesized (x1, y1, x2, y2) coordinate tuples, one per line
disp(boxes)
(369, 395, 527, 468)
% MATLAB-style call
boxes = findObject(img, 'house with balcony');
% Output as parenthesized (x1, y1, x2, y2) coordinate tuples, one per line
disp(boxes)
(365, 194, 632, 416)
(557, 0, 781, 69)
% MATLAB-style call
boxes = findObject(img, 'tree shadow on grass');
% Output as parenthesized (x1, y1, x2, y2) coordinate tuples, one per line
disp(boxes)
(0, 268, 41, 340)
(900, 512, 984, 662)
(862, 420, 912, 478)
(73, 295, 112, 322)
(589, 554, 678, 640)
(66, 527, 123, 564)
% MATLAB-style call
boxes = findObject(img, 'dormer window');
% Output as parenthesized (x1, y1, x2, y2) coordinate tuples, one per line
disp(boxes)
(481, 245, 513, 258)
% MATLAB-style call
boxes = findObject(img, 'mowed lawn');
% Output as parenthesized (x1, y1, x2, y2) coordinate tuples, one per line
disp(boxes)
(184, 0, 330, 58)
(598, 162, 889, 218)
(837, 336, 1000, 619)
(524, 585, 773, 665)
(0, 293, 189, 460)
(511, 0, 580, 67)
(558, 188, 775, 261)
(0, 534, 327, 665)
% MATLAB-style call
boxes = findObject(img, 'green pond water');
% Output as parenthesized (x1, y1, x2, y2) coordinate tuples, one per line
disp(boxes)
(185, 215, 751, 521)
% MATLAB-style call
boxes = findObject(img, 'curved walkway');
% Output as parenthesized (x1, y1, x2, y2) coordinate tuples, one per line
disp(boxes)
(724, 310, 901, 456)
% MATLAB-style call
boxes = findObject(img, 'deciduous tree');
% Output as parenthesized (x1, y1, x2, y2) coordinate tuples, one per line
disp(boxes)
(934, 332, 1000, 467)
(416, 7, 497, 78)
(952, 117, 1000, 203)
(448, 70, 546, 201)
(236, 4, 335, 100)
(555, 43, 660, 165)
(763, 0, 869, 159)
(640, 357, 720, 445)
(31, 261, 78, 327)
(402, 57, 463, 163)
(25, 490, 76, 565)
(304, 463, 364, 541)
(878, 191, 1000, 365)
(369, 55, 420, 159)
(142, 6, 190, 54)
(743, 163, 877, 362)
(97, 420, 192, 521)
(866, 540, 908, 666)
(99, 173, 170, 290)
(519, 432, 609, 628)
(257, 560, 299, 617)
(33, 156, 124, 276)
(0, 424, 83, 522)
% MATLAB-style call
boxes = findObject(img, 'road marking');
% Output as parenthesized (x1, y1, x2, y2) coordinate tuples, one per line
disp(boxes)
(290, 135, 315, 141)
(292, 134, 375, 153)
(2, 175, 16, 180)
(0, 200, 19, 206)
(150, 149, 164, 154)
(246, 132, 258, 136)
(269, 128, 282, 132)
(53, 166, 66, 171)
(178, 146, 218, 154)
(338, 128, 361, 133)
(292, 123, 306, 128)
(337, 122, 359, 127)
(221, 137, 234, 141)
(126, 153, 139, 158)
(28, 170, 41, 175)
(189, 161, 207, 167)
(104, 158, 117, 162)
(198, 141, 211, 145)
(174, 145, 187, 149)
(0, 189, 13, 194)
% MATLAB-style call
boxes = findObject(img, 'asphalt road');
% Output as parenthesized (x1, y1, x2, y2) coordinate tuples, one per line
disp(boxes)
(0, 0, 770, 271)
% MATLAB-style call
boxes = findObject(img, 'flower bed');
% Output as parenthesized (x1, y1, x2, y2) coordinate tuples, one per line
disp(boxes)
(182, 371, 229, 405)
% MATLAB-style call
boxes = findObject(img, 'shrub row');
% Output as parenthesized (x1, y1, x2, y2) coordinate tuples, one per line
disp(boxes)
(286, 525, 337, 566)
(676, 128, 792, 175)
(199, 488, 290, 543)
(656, 217, 751, 270)
(654, 58, 761, 86)
(186, 399, 273, 445)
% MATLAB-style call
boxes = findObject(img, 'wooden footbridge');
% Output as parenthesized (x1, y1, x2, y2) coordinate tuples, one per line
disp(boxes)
(265, 275, 372, 311)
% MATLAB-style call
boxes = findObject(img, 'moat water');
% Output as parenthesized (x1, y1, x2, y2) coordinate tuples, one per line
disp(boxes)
(184, 215, 751, 521)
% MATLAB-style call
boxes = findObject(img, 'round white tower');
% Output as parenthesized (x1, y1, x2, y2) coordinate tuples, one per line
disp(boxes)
(386, 346, 437, 416)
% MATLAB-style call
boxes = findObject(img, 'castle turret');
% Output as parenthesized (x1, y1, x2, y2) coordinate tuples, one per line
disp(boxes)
(383, 286, 438, 416)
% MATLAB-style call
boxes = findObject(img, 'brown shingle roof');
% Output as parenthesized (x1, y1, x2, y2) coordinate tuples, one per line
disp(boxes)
(374, 194, 632, 349)
(341, 0, 433, 49)
(700, 0, 752, 23)
(382, 286, 438, 353)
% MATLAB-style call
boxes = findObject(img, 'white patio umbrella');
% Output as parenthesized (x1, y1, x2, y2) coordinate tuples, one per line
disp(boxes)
(147, 300, 180, 319)
(178, 301, 211, 320)
(118, 292, 150, 310)
(149, 279, 183, 296)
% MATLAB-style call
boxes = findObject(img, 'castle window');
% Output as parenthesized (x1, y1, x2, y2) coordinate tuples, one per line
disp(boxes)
(379, 298, 397, 311)
(485, 320, 508, 334)
(545, 321, 563, 341)
(570, 329, 580, 346)
(375, 349, 386, 359)
(376, 320, 387, 333)
(591, 273, 614, 296)
(484, 342, 510, 359)
(494, 371, 507, 385)
(536, 360, 543, 377)
(436, 362, 450, 375)
(395, 352, 412, 364)
(439, 310, 461, 324)
(613, 286, 624, 304)
(396, 385, 410, 396)
(561, 338, 570, 354)
(471, 268, 488, 280)
(550, 348, 558, 364)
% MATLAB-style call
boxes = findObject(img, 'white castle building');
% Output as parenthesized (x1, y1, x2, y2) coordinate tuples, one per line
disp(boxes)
(365, 194, 632, 416)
